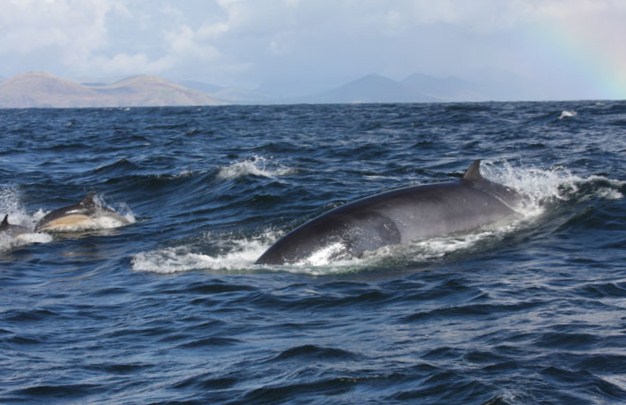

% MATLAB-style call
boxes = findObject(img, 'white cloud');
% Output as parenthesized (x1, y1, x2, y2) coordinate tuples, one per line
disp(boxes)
(1, 0, 626, 98)
(0, 0, 128, 78)
(0, 0, 112, 53)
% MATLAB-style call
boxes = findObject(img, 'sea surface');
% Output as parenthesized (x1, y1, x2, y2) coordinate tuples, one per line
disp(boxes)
(1, 102, 626, 404)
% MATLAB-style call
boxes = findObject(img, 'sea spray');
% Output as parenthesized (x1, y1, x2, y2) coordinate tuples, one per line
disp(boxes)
(131, 231, 276, 273)
(217, 155, 295, 180)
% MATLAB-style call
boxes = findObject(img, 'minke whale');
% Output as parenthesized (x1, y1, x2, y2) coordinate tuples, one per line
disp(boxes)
(0, 215, 30, 237)
(35, 193, 131, 233)
(256, 160, 521, 265)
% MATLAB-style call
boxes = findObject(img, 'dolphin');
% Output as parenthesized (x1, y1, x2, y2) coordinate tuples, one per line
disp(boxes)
(0, 215, 31, 237)
(256, 160, 521, 265)
(35, 193, 131, 233)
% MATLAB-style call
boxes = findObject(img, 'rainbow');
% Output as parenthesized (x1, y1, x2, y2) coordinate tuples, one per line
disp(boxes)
(531, 14, 626, 100)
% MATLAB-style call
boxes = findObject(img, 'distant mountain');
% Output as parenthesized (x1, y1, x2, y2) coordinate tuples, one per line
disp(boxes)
(180, 80, 272, 104)
(300, 73, 499, 104)
(0, 72, 104, 108)
(88, 75, 223, 107)
(271, 71, 545, 104)
(178, 80, 222, 94)
(0, 72, 223, 108)
(0, 70, 543, 108)
(304, 74, 436, 104)
(401, 73, 485, 102)
(210, 87, 274, 105)
(463, 68, 544, 101)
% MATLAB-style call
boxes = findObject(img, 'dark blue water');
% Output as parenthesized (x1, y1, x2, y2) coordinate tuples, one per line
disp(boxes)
(1, 102, 626, 404)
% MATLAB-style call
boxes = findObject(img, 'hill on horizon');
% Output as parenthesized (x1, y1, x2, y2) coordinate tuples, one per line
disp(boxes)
(0, 70, 547, 108)
(0, 72, 223, 108)
(298, 72, 536, 104)
(302, 74, 437, 104)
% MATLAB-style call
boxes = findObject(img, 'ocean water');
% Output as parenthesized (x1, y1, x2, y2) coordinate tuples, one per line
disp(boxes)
(1, 102, 625, 404)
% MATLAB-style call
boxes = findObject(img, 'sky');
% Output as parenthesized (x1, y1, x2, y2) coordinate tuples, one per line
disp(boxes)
(1, 0, 626, 100)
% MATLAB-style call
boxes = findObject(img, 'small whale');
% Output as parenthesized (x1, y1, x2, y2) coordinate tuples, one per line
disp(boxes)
(35, 193, 131, 233)
(0, 214, 31, 237)
(256, 160, 522, 265)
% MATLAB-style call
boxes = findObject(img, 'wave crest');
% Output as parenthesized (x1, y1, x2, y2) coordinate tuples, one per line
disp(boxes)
(217, 156, 295, 180)
(481, 160, 623, 214)
(131, 232, 274, 274)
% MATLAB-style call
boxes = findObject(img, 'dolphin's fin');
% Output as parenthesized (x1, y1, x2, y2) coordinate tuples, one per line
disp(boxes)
(463, 160, 483, 182)
(80, 192, 98, 208)
(1, 214, 8, 229)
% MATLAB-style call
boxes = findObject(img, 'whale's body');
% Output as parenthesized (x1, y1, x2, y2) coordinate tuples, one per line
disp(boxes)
(256, 160, 520, 265)
(35, 193, 130, 233)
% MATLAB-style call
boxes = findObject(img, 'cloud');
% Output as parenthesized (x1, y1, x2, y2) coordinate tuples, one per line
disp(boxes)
(0, 0, 112, 54)
(0, 0, 125, 77)
(1, 0, 626, 98)
(80, 0, 248, 80)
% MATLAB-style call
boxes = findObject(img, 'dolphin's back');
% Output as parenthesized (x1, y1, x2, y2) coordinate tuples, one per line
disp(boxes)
(0, 215, 30, 237)
(35, 193, 130, 233)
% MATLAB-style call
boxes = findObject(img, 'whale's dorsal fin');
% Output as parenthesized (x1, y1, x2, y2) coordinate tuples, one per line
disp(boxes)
(80, 192, 98, 208)
(1, 214, 8, 229)
(463, 160, 483, 182)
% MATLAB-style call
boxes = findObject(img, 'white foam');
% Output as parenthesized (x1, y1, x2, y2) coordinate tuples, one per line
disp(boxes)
(217, 155, 295, 180)
(0, 232, 54, 252)
(103, 199, 137, 228)
(284, 226, 514, 271)
(482, 160, 623, 207)
(596, 188, 623, 200)
(559, 110, 577, 119)
(411, 232, 496, 258)
(131, 233, 272, 274)
(481, 160, 580, 220)
(587, 175, 625, 200)
(177, 169, 194, 178)
(0, 232, 46, 252)
(0, 187, 53, 251)
(0, 187, 38, 227)
(299, 241, 348, 266)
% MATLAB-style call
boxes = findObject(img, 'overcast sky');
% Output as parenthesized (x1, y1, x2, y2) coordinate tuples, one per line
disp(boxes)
(2, 0, 626, 100)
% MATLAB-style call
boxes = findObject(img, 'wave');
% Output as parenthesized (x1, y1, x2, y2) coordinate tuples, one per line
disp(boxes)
(131, 231, 274, 274)
(217, 155, 295, 180)
(92, 158, 140, 176)
(559, 110, 578, 120)
(131, 160, 624, 274)
(94, 194, 137, 228)
(481, 160, 623, 206)
(0, 232, 53, 252)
